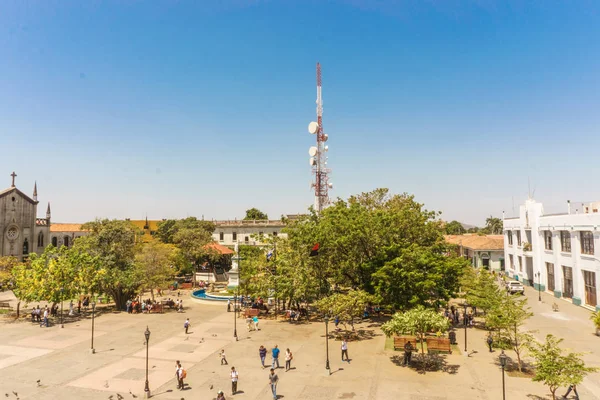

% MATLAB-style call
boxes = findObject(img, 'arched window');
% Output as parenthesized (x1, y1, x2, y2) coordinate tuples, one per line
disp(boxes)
(52, 237, 57, 247)
(64, 236, 69, 247)
(23, 238, 29, 255)
(37, 232, 44, 247)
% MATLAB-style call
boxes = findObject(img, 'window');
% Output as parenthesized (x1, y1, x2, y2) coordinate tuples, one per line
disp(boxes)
(244, 236, 249, 242)
(516, 231, 522, 246)
(562, 266, 573, 299)
(219, 232, 224, 241)
(580, 231, 594, 255)
(37, 232, 44, 247)
(509, 255, 514, 271)
(546, 262, 555, 292)
(52, 237, 57, 247)
(518, 256, 523, 272)
(583, 270, 597, 307)
(232, 232, 237, 241)
(544, 231, 552, 250)
(560, 231, 571, 252)
(23, 238, 29, 255)
(64, 236, 69, 247)
(507, 231, 513, 245)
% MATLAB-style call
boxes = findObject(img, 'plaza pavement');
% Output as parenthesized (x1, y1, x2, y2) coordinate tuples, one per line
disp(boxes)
(0, 289, 598, 400)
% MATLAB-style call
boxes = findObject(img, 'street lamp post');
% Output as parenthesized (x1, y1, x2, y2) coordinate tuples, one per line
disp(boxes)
(144, 326, 151, 398)
(324, 316, 330, 374)
(234, 244, 239, 341)
(60, 287, 64, 328)
(90, 301, 96, 354)
(463, 303, 468, 353)
(499, 350, 507, 400)
(535, 272, 541, 301)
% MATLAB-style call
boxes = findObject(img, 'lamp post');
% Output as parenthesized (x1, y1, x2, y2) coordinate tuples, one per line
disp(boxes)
(90, 301, 96, 354)
(324, 316, 330, 374)
(60, 286, 64, 328)
(535, 272, 541, 301)
(234, 244, 239, 341)
(463, 303, 468, 353)
(499, 350, 507, 400)
(144, 326, 151, 398)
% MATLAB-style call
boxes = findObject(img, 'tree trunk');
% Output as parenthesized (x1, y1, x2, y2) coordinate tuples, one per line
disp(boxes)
(150, 288, 155, 301)
(16, 301, 21, 319)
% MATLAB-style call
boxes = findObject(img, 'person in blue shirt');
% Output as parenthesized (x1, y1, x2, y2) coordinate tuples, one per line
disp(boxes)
(271, 345, 280, 369)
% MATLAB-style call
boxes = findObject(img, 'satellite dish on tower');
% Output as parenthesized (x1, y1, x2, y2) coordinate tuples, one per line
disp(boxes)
(322, 133, 329, 142)
(309, 157, 316, 166)
(308, 146, 318, 157)
(308, 121, 319, 134)
(324, 145, 329, 152)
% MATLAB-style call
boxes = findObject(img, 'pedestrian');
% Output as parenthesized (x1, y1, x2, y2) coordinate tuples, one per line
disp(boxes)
(259, 345, 267, 368)
(285, 348, 293, 371)
(253, 315, 260, 331)
(341, 338, 349, 362)
(220, 349, 228, 365)
(403, 341, 413, 366)
(217, 390, 226, 400)
(486, 333, 494, 352)
(230, 366, 239, 395)
(35, 306, 41, 322)
(178, 300, 183, 313)
(246, 316, 253, 332)
(268, 368, 279, 400)
(175, 360, 184, 390)
(227, 299, 231, 312)
(42, 306, 49, 327)
(184, 318, 190, 334)
(334, 315, 340, 330)
(562, 384, 579, 399)
(69, 300, 74, 316)
(272, 345, 281, 369)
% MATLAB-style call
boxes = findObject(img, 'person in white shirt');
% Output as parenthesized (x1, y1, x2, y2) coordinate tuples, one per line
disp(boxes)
(42, 307, 49, 327)
(230, 366, 239, 395)
(341, 338, 349, 362)
(175, 360, 184, 390)
(285, 348, 293, 371)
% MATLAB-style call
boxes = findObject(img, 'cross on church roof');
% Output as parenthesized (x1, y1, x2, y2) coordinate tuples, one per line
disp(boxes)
(10, 171, 17, 187)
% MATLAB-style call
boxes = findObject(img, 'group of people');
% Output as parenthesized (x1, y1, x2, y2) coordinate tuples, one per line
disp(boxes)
(126, 298, 184, 314)
(444, 305, 474, 327)
(227, 296, 269, 313)
(30, 305, 50, 327)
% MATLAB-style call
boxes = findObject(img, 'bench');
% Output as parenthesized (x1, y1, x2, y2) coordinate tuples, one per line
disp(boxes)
(393, 336, 417, 351)
(426, 338, 452, 354)
(0, 301, 12, 309)
(244, 308, 260, 318)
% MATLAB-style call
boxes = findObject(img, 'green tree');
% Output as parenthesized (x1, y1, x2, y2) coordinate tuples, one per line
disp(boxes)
(444, 220, 466, 235)
(0, 256, 18, 291)
(464, 269, 504, 316)
(381, 306, 450, 363)
(244, 208, 268, 220)
(485, 216, 503, 235)
(135, 241, 177, 300)
(73, 219, 141, 309)
(314, 289, 374, 331)
(156, 217, 216, 244)
(528, 334, 598, 400)
(487, 295, 534, 372)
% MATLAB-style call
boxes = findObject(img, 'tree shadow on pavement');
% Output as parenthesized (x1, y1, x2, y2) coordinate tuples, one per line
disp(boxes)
(526, 395, 549, 400)
(389, 354, 460, 375)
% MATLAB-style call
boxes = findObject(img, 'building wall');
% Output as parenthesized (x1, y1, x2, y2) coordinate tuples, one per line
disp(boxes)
(212, 222, 287, 246)
(0, 189, 39, 261)
(504, 199, 600, 311)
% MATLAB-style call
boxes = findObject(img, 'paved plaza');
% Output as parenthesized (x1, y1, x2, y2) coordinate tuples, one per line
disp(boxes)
(0, 289, 599, 400)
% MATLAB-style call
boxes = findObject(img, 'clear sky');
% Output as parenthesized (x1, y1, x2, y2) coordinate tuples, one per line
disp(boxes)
(1, 1, 600, 225)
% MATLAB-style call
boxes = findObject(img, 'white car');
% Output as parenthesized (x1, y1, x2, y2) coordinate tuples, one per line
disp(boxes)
(506, 281, 525, 295)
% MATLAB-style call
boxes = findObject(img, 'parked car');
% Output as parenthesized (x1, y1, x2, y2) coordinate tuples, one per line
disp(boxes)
(506, 281, 525, 295)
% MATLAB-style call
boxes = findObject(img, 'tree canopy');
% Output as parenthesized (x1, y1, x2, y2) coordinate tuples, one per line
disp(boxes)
(244, 208, 268, 220)
(444, 220, 466, 235)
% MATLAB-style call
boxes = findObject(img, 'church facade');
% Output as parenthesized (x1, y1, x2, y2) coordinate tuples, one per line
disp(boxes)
(0, 172, 51, 261)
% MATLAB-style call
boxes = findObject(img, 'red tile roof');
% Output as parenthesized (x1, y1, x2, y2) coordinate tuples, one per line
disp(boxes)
(444, 234, 504, 251)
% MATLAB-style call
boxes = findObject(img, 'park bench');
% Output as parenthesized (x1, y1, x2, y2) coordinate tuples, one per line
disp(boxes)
(393, 336, 417, 351)
(244, 308, 260, 318)
(426, 338, 452, 354)
(149, 304, 164, 314)
(0, 301, 13, 311)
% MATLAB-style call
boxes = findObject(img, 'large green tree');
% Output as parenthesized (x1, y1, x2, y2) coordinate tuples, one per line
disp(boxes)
(156, 217, 216, 269)
(314, 289, 374, 331)
(135, 241, 177, 300)
(0, 256, 18, 291)
(156, 217, 216, 244)
(484, 216, 503, 234)
(444, 220, 466, 235)
(244, 208, 268, 220)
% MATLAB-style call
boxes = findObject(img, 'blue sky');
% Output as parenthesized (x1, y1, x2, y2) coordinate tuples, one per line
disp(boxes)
(1, 1, 600, 225)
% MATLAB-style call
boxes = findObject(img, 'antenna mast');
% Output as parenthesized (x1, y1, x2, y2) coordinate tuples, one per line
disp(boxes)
(308, 62, 332, 213)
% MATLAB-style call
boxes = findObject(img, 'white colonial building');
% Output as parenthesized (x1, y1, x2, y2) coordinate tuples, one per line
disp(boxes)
(504, 199, 600, 311)
(212, 219, 287, 246)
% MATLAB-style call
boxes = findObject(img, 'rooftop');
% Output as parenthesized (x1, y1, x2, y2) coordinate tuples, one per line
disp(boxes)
(444, 234, 504, 251)
(50, 223, 87, 233)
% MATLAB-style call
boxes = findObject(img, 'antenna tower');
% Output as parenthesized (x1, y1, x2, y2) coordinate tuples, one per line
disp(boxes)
(308, 62, 332, 213)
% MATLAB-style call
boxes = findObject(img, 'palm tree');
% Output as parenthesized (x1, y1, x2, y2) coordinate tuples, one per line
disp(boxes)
(485, 216, 503, 234)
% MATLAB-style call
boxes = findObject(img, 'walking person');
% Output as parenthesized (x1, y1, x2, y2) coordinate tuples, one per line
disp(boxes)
(403, 341, 413, 366)
(562, 384, 579, 399)
(253, 315, 260, 331)
(285, 348, 293, 371)
(230, 366, 239, 395)
(69, 300, 74, 316)
(486, 332, 494, 352)
(268, 368, 279, 400)
(216, 390, 226, 400)
(246, 316, 253, 332)
(227, 299, 231, 312)
(341, 338, 349, 362)
(259, 345, 267, 369)
(184, 318, 190, 334)
(42, 306, 49, 327)
(271, 345, 281, 369)
(220, 349, 228, 365)
(175, 360, 184, 390)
